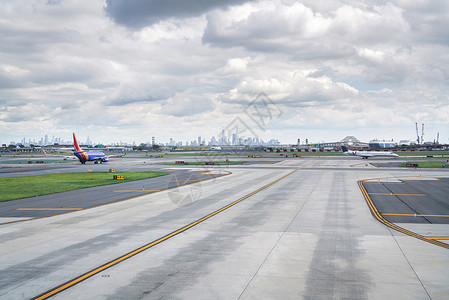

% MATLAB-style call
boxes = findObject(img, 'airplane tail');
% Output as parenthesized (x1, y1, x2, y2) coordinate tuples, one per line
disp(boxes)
(341, 146, 348, 152)
(73, 133, 82, 152)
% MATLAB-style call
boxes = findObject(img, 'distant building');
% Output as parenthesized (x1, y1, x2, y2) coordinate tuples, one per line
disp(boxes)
(369, 140, 397, 149)
(399, 140, 415, 146)
(312, 136, 368, 148)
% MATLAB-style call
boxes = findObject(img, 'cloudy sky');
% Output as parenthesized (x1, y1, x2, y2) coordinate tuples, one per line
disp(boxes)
(1, 0, 448, 145)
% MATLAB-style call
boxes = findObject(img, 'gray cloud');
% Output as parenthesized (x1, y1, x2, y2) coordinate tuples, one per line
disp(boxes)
(104, 0, 253, 28)
(160, 93, 215, 117)
(203, 2, 410, 56)
(1, 0, 448, 144)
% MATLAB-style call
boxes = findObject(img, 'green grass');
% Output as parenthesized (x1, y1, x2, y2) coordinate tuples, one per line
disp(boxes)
(400, 162, 447, 168)
(163, 153, 233, 157)
(0, 171, 168, 202)
(281, 152, 345, 156)
(396, 151, 449, 157)
(165, 161, 246, 166)
(119, 150, 449, 158)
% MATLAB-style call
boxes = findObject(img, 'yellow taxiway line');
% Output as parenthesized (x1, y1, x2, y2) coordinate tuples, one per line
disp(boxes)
(16, 208, 83, 211)
(358, 180, 449, 250)
(32, 165, 308, 300)
(368, 193, 426, 196)
(364, 182, 405, 184)
(381, 213, 449, 217)
(112, 190, 161, 192)
(426, 237, 449, 240)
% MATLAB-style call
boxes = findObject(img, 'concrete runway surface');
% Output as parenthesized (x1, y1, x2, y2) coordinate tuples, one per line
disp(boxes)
(0, 169, 226, 221)
(1, 157, 449, 299)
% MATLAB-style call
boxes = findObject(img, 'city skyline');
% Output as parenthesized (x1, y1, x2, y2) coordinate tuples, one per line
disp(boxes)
(3, 132, 281, 147)
(4, 131, 439, 148)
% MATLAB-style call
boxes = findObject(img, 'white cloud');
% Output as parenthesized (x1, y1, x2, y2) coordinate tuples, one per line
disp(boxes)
(0, 0, 448, 144)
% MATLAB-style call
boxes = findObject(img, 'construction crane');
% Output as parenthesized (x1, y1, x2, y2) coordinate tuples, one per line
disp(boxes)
(415, 122, 419, 144)
(421, 123, 425, 145)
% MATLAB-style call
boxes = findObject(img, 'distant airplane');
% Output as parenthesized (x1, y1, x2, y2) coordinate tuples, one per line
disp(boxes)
(210, 146, 222, 150)
(73, 133, 125, 164)
(63, 155, 78, 161)
(341, 146, 399, 159)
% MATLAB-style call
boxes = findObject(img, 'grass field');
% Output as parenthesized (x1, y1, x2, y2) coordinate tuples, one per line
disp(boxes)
(0, 171, 168, 202)
(400, 162, 447, 168)
(147, 151, 449, 157)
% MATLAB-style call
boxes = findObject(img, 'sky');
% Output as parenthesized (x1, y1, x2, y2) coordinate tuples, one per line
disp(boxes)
(1, 0, 448, 145)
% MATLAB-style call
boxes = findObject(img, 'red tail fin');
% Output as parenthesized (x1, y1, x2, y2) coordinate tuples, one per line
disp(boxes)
(73, 133, 82, 152)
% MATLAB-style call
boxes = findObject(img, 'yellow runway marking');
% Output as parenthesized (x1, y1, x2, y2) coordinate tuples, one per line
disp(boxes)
(382, 213, 449, 217)
(368, 193, 426, 196)
(17, 208, 83, 211)
(358, 181, 449, 250)
(112, 190, 160, 192)
(426, 237, 449, 240)
(364, 182, 405, 184)
(32, 163, 310, 300)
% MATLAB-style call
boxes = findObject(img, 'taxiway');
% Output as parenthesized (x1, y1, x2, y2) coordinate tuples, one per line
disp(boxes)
(0, 157, 448, 299)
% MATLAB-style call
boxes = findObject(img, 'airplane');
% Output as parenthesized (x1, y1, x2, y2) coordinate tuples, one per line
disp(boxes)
(63, 155, 78, 161)
(341, 146, 399, 159)
(72, 133, 125, 164)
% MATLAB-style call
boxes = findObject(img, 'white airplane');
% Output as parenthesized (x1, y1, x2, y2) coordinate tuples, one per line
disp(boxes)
(341, 146, 399, 159)
(63, 154, 78, 160)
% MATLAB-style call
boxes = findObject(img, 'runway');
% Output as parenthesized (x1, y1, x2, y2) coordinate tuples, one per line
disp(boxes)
(0, 168, 226, 222)
(1, 157, 449, 299)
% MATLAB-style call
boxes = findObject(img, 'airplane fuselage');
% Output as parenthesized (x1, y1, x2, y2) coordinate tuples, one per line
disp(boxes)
(341, 146, 398, 159)
(72, 133, 109, 164)
(343, 150, 399, 159)
(74, 150, 109, 164)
